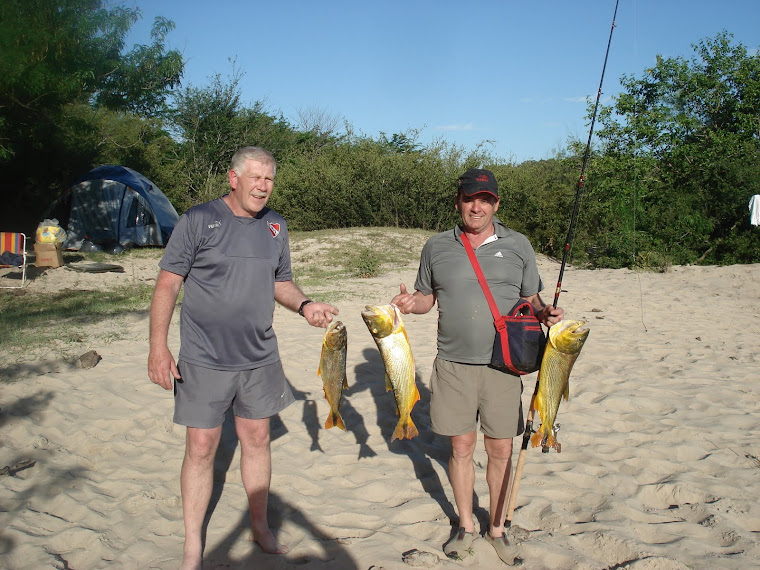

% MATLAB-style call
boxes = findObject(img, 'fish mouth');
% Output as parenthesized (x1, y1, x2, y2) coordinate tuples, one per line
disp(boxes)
(389, 304, 401, 327)
(362, 305, 393, 318)
(562, 320, 589, 340)
(361, 305, 381, 319)
(550, 319, 589, 341)
(567, 321, 588, 334)
(361, 305, 395, 336)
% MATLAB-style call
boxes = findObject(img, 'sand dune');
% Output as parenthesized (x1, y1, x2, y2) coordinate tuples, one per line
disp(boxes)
(1, 247, 759, 569)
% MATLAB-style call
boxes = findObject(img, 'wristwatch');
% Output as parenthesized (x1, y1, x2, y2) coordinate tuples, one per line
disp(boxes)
(298, 299, 313, 317)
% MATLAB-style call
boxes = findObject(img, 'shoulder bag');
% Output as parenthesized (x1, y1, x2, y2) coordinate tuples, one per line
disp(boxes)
(461, 233, 546, 375)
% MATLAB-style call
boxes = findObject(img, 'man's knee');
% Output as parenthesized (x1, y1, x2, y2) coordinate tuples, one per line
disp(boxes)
(185, 427, 221, 462)
(484, 436, 513, 462)
(235, 417, 271, 449)
(450, 432, 477, 461)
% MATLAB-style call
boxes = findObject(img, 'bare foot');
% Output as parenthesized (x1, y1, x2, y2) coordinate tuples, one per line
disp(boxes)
(251, 529, 289, 555)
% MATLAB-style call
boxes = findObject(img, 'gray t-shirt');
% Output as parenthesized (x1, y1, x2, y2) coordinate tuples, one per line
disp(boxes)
(414, 218, 543, 364)
(159, 197, 292, 371)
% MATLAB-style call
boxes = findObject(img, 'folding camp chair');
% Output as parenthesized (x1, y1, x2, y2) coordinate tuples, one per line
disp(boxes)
(0, 232, 27, 288)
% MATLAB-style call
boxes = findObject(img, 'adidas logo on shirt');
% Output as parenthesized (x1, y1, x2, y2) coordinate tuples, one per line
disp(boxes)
(494, 251, 504, 258)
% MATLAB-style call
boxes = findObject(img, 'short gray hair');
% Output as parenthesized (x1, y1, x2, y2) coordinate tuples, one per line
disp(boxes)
(230, 146, 277, 176)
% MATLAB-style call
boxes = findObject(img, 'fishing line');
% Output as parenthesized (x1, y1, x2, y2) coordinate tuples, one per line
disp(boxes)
(632, 0, 648, 333)
(507, 0, 623, 526)
(552, 0, 621, 310)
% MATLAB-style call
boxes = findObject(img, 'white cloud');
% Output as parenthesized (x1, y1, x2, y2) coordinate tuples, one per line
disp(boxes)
(564, 96, 591, 103)
(435, 122, 476, 132)
(564, 95, 615, 104)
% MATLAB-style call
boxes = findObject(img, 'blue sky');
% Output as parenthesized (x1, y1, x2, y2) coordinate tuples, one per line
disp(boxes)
(125, 0, 759, 163)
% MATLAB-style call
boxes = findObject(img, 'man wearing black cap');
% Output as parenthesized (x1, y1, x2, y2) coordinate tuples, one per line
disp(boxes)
(392, 168, 563, 564)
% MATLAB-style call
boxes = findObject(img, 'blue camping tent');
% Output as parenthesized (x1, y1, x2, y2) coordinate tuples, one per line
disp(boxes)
(46, 165, 179, 250)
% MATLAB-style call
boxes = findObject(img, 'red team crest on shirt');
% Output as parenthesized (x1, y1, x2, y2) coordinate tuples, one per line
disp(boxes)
(268, 222, 280, 237)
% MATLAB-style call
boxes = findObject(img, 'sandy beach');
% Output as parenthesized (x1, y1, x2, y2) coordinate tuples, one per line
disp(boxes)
(1, 238, 759, 569)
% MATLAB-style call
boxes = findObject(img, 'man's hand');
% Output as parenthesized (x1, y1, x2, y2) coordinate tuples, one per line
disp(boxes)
(303, 302, 339, 328)
(391, 283, 415, 314)
(391, 283, 435, 315)
(148, 345, 180, 391)
(538, 305, 564, 327)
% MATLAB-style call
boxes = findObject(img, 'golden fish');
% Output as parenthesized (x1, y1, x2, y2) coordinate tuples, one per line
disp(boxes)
(318, 321, 348, 430)
(361, 304, 420, 441)
(531, 320, 589, 452)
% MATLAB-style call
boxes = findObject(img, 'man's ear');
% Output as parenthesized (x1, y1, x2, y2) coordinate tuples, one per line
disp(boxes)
(228, 169, 238, 190)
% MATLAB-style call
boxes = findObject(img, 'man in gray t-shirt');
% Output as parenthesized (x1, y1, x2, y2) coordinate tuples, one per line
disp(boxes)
(392, 168, 563, 564)
(148, 146, 338, 566)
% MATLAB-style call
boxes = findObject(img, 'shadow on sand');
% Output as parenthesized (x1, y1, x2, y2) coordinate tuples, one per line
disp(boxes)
(351, 347, 490, 535)
(200, 409, 360, 568)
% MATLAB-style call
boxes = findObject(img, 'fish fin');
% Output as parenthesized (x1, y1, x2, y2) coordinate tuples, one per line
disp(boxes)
(530, 431, 543, 448)
(391, 420, 405, 441)
(317, 344, 326, 376)
(325, 412, 345, 431)
(392, 417, 419, 441)
(533, 391, 543, 415)
(563, 380, 570, 401)
(385, 373, 393, 392)
(413, 384, 421, 404)
(405, 419, 419, 439)
(343, 374, 349, 390)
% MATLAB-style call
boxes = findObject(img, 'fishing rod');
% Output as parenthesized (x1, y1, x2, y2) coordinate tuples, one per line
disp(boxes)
(505, 0, 620, 526)
(553, 0, 620, 309)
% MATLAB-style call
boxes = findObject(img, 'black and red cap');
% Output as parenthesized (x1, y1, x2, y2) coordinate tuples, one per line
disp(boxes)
(457, 168, 499, 198)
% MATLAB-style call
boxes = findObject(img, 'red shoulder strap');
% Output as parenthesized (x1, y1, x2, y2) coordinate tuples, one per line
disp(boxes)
(461, 233, 504, 331)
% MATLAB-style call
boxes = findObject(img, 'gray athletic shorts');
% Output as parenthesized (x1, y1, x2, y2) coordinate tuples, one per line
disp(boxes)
(429, 358, 524, 439)
(174, 360, 295, 428)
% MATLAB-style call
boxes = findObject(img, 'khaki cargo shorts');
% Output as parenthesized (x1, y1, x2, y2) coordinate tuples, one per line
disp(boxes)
(429, 358, 524, 439)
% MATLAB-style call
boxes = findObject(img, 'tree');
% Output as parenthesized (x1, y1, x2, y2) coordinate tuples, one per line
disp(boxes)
(0, 0, 183, 231)
(94, 16, 183, 118)
(167, 67, 301, 211)
(588, 31, 760, 266)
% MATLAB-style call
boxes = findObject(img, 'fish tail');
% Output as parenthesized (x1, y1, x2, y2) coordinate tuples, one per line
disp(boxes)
(325, 411, 346, 431)
(391, 417, 418, 441)
(405, 419, 419, 440)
